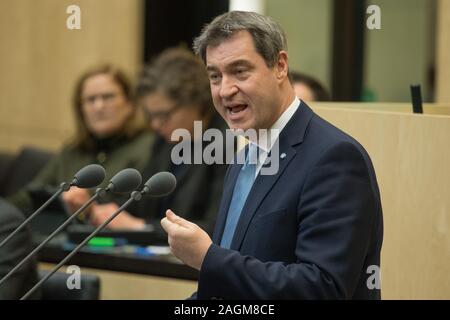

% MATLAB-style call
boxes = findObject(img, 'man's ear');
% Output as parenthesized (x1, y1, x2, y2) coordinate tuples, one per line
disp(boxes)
(275, 51, 289, 82)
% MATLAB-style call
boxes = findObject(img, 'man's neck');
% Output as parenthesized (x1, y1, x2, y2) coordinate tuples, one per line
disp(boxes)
(269, 86, 296, 128)
(250, 93, 299, 151)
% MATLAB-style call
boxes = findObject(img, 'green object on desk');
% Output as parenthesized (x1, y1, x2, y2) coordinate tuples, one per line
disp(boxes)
(88, 237, 115, 247)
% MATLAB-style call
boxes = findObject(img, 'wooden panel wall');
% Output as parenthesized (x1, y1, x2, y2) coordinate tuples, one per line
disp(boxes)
(0, 0, 143, 153)
(310, 102, 450, 116)
(436, 0, 450, 103)
(312, 107, 450, 299)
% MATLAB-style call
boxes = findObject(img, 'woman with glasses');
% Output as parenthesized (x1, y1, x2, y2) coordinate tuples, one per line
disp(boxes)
(88, 47, 230, 239)
(8, 65, 154, 220)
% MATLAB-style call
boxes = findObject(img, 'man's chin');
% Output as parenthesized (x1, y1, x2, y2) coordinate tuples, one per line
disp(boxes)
(225, 117, 251, 131)
(228, 123, 249, 132)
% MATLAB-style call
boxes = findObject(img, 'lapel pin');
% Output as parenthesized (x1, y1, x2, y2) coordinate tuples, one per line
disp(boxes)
(280, 153, 287, 159)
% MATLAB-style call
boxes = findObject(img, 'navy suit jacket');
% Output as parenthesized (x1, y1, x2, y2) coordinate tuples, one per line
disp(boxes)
(195, 102, 383, 299)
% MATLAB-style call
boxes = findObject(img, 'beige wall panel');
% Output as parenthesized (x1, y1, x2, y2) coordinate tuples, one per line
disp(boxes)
(436, 0, 450, 103)
(312, 107, 450, 299)
(0, 0, 143, 153)
(309, 102, 450, 116)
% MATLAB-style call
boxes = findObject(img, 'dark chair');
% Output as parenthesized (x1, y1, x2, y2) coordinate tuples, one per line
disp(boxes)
(0, 151, 15, 195)
(38, 270, 101, 300)
(1, 146, 54, 196)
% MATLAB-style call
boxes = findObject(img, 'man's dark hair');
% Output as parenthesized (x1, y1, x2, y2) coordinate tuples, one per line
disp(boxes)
(193, 11, 287, 68)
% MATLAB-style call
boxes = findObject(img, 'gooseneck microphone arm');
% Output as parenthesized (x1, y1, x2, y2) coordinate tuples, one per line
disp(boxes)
(21, 171, 176, 300)
(0, 167, 142, 291)
(0, 188, 103, 287)
(21, 191, 142, 300)
(0, 182, 71, 250)
(0, 164, 105, 250)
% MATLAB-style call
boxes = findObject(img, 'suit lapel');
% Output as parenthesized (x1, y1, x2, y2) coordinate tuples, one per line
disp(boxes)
(229, 140, 296, 250)
(228, 102, 315, 250)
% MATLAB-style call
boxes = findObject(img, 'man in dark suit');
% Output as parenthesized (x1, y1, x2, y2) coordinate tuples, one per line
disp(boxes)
(161, 11, 383, 299)
(0, 198, 40, 299)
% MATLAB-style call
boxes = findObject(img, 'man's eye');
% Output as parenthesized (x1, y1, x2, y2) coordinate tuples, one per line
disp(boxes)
(209, 74, 221, 81)
(235, 69, 248, 76)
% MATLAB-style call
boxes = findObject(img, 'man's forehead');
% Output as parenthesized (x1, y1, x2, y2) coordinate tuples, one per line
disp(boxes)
(206, 59, 253, 71)
(206, 30, 254, 50)
(205, 31, 258, 67)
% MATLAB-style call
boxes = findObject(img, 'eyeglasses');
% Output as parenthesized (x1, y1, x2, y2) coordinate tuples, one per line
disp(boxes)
(82, 92, 119, 106)
(143, 103, 182, 124)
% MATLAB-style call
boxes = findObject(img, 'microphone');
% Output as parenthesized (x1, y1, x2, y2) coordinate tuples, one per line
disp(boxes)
(0, 164, 106, 250)
(0, 167, 142, 288)
(107, 168, 143, 193)
(73, 164, 107, 188)
(141, 171, 177, 197)
(21, 171, 176, 300)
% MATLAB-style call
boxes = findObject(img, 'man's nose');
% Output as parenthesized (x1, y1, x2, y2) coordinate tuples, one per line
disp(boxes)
(219, 76, 238, 99)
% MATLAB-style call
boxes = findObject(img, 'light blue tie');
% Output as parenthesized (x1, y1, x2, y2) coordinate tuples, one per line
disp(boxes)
(220, 144, 257, 249)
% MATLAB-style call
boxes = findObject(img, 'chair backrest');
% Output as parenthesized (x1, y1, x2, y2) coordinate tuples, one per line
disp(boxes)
(1, 146, 54, 196)
(38, 270, 101, 300)
(0, 151, 15, 195)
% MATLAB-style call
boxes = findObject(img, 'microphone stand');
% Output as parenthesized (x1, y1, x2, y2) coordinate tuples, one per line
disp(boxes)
(21, 191, 143, 300)
(0, 182, 72, 250)
(0, 188, 106, 287)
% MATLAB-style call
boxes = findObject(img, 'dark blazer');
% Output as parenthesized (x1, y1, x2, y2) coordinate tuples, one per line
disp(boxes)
(195, 102, 383, 299)
(0, 199, 40, 299)
(128, 114, 230, 239)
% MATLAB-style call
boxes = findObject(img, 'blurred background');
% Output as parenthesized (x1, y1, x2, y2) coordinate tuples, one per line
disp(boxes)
(1, 0, 449, 153)
(0, 0, 449, 300)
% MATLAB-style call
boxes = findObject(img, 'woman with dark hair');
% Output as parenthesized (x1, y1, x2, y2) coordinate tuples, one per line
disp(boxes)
(8, 65, 153, 218)
(88, 47, 229, 237)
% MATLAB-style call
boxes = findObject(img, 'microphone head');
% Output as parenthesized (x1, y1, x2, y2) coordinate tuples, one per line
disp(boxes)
(73, 164, 106, 188)
(143, 171, 177, 197)
(108, 168, 142, 193)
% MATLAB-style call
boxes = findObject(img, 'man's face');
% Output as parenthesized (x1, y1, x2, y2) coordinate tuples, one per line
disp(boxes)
(206, 31, 285, 131)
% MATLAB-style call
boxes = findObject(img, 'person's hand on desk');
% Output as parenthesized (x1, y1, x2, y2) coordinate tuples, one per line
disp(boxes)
(89, 203, 146, 230)
(62, 187, 92, 213)
(160, 209, 212, 270)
